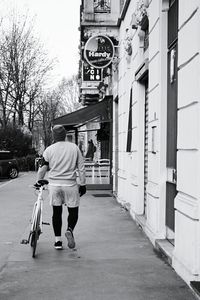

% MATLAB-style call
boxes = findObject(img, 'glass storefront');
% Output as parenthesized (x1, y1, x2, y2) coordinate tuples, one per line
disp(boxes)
(54, 97, 112, 189)
(66, 120, 111, 188)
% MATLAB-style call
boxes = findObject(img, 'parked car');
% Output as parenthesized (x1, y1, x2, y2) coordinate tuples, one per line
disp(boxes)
(0, 151, 19, 179)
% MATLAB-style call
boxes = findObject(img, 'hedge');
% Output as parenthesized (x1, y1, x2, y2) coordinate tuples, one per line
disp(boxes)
(15, 155, 36, 172)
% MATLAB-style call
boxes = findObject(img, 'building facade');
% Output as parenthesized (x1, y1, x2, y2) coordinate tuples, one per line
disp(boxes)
(79, 0, 200, 288)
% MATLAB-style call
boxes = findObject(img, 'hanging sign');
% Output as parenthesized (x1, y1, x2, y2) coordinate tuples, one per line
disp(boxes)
(82, 62, 102, 81)
(84, 35, 115, 69)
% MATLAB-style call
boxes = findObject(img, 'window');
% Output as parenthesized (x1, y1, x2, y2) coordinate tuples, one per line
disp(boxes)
(94, 0, 111, 13)
(143, 26, 149, 52)
(141, 15, 149, 52)
(0, 151, 13, 160)
(126, 89, 132, 152)
(169, 0, 176, 8)
(170, 48, 176, 83)
(151, 126, 156, 154)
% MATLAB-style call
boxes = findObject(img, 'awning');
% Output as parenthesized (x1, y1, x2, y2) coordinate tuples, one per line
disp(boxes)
(53, 97, 112, 129)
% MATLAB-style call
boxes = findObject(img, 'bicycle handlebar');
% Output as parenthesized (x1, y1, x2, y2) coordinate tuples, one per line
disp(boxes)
(33, 180, 49, 190)
(37, 179, 49, 186)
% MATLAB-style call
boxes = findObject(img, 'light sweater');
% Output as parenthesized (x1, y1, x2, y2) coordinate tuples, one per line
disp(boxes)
(43, 141, 86, 186)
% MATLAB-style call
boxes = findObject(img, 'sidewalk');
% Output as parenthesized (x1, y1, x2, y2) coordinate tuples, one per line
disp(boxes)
(0, 176, 196, 300)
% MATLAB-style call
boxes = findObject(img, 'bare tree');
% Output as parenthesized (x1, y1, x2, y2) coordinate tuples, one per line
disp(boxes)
(58, 75, 82, 113)
(33, 75, 82, 149)
(0, 13, 53, 129)
(0, 13, 81, 155)
(35, 90, 65, 147)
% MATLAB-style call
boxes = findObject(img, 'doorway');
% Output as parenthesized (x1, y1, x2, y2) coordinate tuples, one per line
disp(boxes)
(144, 82, 149, 216)
(166, 0, 178, 241)
(114, 96, 119, 194)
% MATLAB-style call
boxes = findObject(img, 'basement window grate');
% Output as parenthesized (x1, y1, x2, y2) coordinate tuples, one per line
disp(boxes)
(92, 194, 112, 197)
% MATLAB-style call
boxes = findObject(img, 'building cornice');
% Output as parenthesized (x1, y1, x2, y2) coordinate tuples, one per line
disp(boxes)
(81, 22, 118, 27)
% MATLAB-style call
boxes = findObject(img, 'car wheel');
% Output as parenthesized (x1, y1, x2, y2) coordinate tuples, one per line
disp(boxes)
(9, 168, 18, 179)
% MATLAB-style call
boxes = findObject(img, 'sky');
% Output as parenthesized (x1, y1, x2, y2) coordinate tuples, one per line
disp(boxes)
(0, 0, 81, 85)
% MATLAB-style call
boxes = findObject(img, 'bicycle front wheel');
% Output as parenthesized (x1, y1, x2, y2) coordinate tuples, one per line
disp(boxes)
(31, 211, 41, 258)
(31, 230, 38, 258)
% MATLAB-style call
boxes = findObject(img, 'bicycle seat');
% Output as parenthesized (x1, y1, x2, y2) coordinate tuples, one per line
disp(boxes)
(38, 179, 49, 186)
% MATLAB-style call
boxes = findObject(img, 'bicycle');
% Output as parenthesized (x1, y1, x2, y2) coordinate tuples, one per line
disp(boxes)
(21, 179, 49, 258)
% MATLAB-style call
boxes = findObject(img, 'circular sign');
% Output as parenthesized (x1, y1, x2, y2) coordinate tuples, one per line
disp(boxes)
(84, 35, 115, 69)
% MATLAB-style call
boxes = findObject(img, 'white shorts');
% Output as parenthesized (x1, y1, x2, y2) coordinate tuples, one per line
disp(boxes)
(48, 184, 80, 207)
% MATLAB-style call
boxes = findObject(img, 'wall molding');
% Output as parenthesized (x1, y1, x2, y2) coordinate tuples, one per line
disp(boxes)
(179, 7, 199, 32)
(178, 52, 199, 71)
(175, 192, 199, 220)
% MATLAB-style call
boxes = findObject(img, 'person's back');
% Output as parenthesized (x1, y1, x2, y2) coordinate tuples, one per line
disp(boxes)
(44, 141, 85, 185)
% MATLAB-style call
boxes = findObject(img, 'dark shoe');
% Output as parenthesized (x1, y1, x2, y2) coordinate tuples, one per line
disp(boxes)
(54, 241, 63, 250)
(65, 230, 75, 249)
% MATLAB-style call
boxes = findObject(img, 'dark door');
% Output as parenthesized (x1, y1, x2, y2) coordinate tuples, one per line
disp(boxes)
(114, 96, 119, 193)
(144, 82, 149, 216)
(166, 0, 178, 233)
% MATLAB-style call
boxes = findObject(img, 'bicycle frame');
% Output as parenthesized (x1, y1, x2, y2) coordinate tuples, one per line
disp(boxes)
(30, 186, 44, 235)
